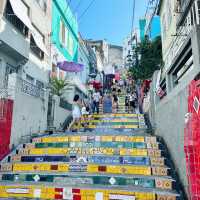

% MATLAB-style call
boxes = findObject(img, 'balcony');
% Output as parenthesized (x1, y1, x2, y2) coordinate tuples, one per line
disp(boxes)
(176, 0, 195, 27)
(4, 13, 28, 37)
(30, 35, 44, 60)
(21, 79, 45, 99)
(0, 19, 29, 61)
(164, 22, 192, 73)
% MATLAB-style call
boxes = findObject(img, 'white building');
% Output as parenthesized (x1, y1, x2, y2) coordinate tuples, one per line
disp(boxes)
(0, 0, 51, 148)
(123, 29, 140, 68)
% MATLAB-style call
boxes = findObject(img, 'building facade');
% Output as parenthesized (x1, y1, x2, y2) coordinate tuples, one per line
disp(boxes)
(145, 16, 161, 40)
(123, 30, 140, 69)
(0, 0, 51, 152)
(149, 0, 200, 197)
(108, 44, 123, 71)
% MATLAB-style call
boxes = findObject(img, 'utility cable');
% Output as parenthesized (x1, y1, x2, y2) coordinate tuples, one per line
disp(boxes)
(78, 0, 96, 22)
(130, 0, 136, 39)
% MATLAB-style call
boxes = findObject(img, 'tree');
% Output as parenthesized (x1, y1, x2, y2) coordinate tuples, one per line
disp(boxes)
(50, 77, 69, 96)
(129, 36, 163, 80)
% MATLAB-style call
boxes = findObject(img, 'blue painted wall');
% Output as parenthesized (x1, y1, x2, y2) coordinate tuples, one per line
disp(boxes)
(52, 0, 78, 62)
(139, 18, 146, 41)
(149, 16, 161, 40)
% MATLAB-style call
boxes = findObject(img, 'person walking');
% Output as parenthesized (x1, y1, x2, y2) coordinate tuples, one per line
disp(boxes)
(129, 92, 137, 113)
(68, 94, 82, 131)
(113, 94, 118, 113)
(103, 93, 112, 113)
(92, 89, 101, 114)
(125, 94, 130, 113)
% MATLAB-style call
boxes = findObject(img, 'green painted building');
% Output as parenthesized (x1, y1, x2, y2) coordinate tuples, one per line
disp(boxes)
(52, 0, 78, 62)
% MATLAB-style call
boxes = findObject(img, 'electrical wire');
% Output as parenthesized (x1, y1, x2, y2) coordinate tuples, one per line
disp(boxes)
(130, 0, 136, 38)
(78, 0, 96, 22)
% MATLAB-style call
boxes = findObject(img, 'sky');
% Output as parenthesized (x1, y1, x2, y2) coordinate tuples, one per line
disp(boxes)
(69, 0, 148, 46)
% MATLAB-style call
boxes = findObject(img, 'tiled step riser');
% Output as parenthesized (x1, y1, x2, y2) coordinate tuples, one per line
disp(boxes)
(73, 125, 139, 129)
(0, 174, 175, 190)
(8, 155, 166, 166)
(15, 148, 163, 157)
(0, 185, 178, 200)
(0, 163, 170, 177)
(0, 113, 181, 199)
(22, 141, 161, 150)
(32, 136, 157, 143)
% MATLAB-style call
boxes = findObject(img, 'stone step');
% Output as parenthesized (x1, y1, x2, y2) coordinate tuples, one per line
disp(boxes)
(22, 141, 161, 149)
(7, 155, 166, 167)
(0, 113, 181, 200)
(0, 183, 180, 200)
(0, 162, 171, 177)
(31, 135, 157, 143)
(15, 147, 163, 158)
(0, 173, 177, 191)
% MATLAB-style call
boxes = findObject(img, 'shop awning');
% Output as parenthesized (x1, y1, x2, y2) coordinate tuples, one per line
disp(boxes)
(115, 72, 120, 81)
(31, 29, 48, 55)
(57, 61, 84, 72)
(9, 0, 34, 31)
(89, 80, 102, 89)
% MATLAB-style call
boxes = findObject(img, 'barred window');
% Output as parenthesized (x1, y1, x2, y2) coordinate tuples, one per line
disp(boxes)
(35, 0, 47, 13)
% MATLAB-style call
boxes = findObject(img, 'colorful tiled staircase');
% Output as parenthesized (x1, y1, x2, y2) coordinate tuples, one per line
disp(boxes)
(0, 114, 181, 199)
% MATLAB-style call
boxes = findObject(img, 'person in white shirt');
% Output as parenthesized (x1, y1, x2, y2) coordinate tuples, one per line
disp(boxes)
(92, 90, 101, 114)
(69, 94, 81, 131)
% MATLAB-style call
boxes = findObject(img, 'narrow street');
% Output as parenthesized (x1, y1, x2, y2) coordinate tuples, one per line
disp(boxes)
(1, 0, 200, 199)
(0, 89, 183, 199)
(0, 110, 181, 199)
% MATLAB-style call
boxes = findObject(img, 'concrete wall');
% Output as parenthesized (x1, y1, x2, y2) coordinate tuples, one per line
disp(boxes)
(149, 26, 200, 196)
(10, 74, 49, 147)
(108, 45, 123, 69)
(53, 96, 71, 129)
(159, 0, 177, 62)
(153, 83, 188, 192)
(0, 0, 52, 148)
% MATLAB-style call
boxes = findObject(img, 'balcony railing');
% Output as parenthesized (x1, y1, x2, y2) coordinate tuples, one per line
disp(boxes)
(4, 13, 28, 37)
(30, 36, 44, 60)
(180, 0, 192, 12)
(21, 79, 45, 99)
(163, 23, 192, 73)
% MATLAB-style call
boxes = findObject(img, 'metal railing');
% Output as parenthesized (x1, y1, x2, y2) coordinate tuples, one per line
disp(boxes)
(4, 13, 28, 37)
(163, 23, 192, 74)
(21, 79, 45, 99)
(30, 36, 44, 60)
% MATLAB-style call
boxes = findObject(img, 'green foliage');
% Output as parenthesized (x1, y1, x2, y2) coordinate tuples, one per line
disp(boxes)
(129, 36, 163, 80)
(50, 77, 69, 96)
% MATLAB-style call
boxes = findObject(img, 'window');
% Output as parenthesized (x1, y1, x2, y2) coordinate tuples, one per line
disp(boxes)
(60, 20, 65, 46)
(59, 20, 74, 56)
(4, 0, 29, 37)
(30, 26, 45, 60)
(4, 64, 17, 87)
(69, 35, 74, 56)
(65, 27, 69, 47)
(35, 0, 47, 12)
